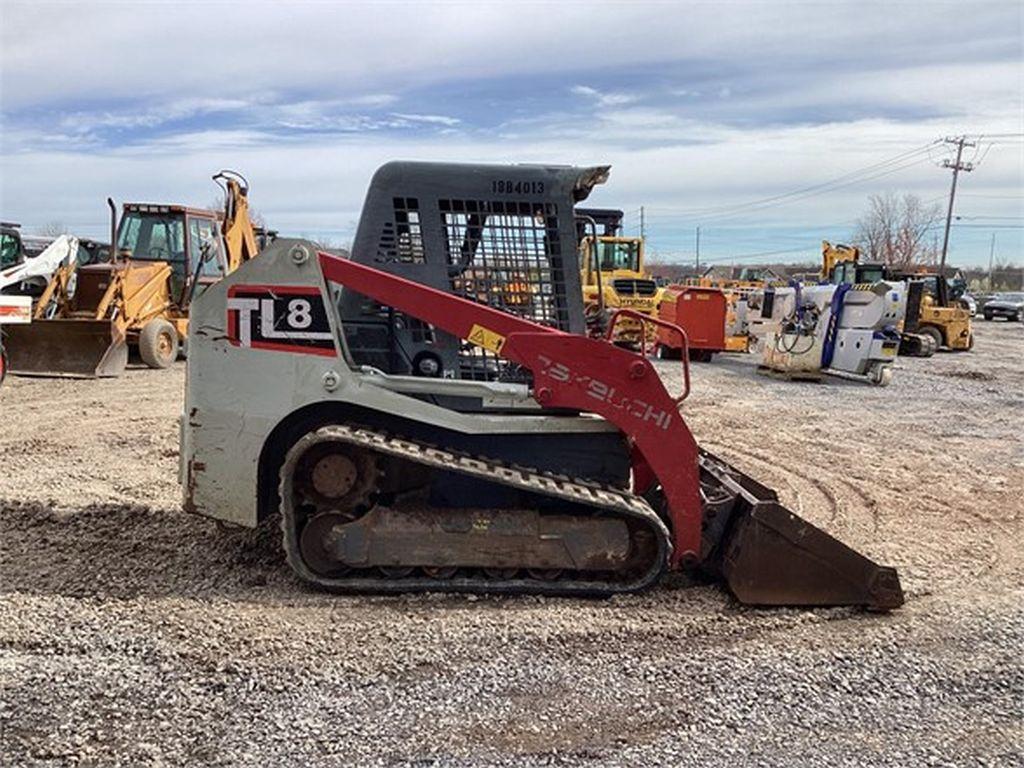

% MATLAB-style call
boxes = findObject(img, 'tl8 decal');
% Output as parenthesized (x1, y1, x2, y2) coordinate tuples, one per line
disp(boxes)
(226, 285, 336, 356)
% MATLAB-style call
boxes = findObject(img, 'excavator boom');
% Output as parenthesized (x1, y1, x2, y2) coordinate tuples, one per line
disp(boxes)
(214, 171, 260, 272)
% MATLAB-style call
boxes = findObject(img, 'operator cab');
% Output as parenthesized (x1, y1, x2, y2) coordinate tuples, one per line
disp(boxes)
(831, 261, 885, 285)
(116, 204, 227, 304)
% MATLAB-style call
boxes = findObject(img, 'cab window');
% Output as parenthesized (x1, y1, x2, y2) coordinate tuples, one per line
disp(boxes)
(858, 266, 885, 283)
(1, 232, 21, 269)
(117, 212, 186, 276)
(189, 217, 224, 277)
(595, 240, 640, 271)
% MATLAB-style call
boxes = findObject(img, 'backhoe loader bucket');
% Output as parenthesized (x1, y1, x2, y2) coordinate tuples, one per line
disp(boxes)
(5, 319, 128, 378)
(701, 452, 904, 609)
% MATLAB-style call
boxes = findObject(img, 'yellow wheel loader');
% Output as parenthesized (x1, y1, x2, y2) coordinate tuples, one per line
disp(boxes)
(576, 208, 664, 347)
(6, 171, 260, 377)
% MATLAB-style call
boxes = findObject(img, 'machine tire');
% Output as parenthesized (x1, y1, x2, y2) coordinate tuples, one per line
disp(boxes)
(918, 335, 937, 357)
(139, 319, 178, 369)
(919, 325, 944, 351)
(983, 313, 993, 321)
(0, 342, 6, 387)
(412, 351, 442, 377)
(688, 349, 714, 363)
(868, 363, 893, 386)
(658, 345, 682, 361)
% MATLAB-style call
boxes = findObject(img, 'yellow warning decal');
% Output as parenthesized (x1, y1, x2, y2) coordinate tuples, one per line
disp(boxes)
(467, 323, 506, 354)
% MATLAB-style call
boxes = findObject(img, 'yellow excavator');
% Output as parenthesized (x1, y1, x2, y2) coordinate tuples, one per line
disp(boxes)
(6, 171, 261, 377)
(576, 208, 664, 346)
(822, 241, 972, 354)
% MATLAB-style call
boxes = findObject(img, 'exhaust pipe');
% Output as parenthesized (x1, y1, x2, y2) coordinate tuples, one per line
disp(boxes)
(107, 197, 118, 262)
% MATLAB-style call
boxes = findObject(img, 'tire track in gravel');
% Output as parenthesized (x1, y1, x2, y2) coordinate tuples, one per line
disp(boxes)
(701, 440, 848, 529)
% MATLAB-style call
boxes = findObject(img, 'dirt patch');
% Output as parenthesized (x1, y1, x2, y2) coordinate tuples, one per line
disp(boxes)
(938, 369, 997, 381)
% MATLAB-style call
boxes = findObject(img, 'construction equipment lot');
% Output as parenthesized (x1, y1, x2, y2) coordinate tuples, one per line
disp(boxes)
(1, 322, 1021, 766)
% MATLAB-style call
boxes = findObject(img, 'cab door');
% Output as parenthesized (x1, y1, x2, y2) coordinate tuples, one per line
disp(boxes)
(185, 215, 228, 305)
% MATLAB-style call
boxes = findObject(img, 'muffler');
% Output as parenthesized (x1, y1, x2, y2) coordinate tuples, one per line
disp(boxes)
(4, 319, 128, 378)
(699, 451, 904, 610)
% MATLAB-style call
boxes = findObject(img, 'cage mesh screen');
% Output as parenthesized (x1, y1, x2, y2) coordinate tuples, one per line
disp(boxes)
(439, 199, 565, 381)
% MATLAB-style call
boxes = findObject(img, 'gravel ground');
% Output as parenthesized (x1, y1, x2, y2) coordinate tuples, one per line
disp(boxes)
(1, 321, 1022, 767)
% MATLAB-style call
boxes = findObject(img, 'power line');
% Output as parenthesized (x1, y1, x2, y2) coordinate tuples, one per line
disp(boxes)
(653, 153, 936, 224)
(641, 140, 941, 222)
(961, 193, 1024, 199)
(952, 223, 1024, 229)
(956, 215, 1024, 220)
(682, 155, 939, 227)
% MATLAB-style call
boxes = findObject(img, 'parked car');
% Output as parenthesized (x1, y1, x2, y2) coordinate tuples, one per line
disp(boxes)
(957, 293, 977, 316)
(982, 292, 1024, 321)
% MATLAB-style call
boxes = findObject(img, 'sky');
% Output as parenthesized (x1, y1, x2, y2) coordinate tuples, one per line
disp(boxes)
(1, 1, 1022, 267)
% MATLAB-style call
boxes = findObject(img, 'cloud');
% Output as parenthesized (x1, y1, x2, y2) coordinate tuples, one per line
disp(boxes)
(56, 97, 256, 134)
(390, 113, 461, 127)
(570, 85, 637, 107)
(1, 1, 1021, 265)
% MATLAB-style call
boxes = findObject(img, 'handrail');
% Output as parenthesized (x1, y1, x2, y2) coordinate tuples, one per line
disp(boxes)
(604, 308, 690, 404)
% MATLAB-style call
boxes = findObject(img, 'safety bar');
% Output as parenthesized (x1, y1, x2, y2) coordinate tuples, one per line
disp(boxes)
(604, 308, 690, 403)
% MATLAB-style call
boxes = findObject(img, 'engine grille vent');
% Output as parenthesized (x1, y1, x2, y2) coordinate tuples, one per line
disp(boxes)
(612, 278, 657, 297)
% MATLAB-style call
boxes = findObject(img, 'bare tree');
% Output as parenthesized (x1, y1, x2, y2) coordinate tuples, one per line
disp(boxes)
(208, 195, 267, 230)
(306, 235, 352, 254)
(852, 192, 943, 266)
(38, 221, 69, 237)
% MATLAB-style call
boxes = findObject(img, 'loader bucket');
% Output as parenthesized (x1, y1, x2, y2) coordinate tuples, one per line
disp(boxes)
(700, 452, 904, 610)
(4, 319, 128, 378)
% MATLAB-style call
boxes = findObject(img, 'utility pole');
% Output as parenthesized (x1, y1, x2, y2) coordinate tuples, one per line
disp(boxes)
(695, 225, 701, 274)
(939, 135, 975, 278)
(988, 232, 996, 292)
(639, 206, 645, 239)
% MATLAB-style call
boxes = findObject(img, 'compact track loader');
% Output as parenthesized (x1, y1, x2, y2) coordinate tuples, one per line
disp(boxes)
(181, 162, 903, 609)
(5, 171, 259, 377)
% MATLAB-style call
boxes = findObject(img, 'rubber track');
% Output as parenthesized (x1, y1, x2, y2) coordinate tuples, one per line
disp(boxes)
(279, 424, 672, 597)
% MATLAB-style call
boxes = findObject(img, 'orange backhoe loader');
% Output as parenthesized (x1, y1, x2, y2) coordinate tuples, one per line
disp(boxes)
(6, 171, 260, 377)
